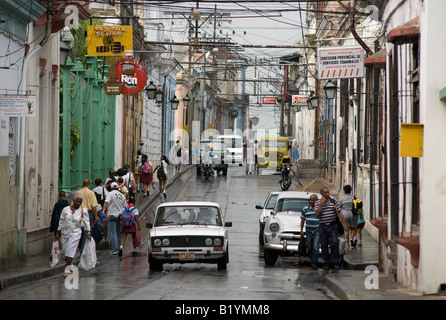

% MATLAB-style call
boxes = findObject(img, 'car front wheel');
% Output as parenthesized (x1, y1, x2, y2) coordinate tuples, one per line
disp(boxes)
(264, 249, 278, 266)
(149, 254, 163, 271)
(218, 251, 228, 270)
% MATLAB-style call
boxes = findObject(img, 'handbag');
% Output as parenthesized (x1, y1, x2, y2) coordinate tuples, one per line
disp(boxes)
(298, 236, 308, 256)
(78, 239, 97, 271)
(336, 214, 345, 236)
(80, 209, 88, 229)
(49, 240, 61, 268)
(91, 220, 104, 243)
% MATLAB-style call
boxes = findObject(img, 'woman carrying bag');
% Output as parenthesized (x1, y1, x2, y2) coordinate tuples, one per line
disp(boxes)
(56, 193, 91, 277)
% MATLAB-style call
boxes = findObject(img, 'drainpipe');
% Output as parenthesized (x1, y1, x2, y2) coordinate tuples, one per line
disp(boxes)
(350, 0, 374, 56)
(17, 45, 41, 256)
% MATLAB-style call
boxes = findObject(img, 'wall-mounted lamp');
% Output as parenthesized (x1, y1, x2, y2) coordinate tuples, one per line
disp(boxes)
(324, 80, 337, 100)
(170, 95, 179, 110)
(182, 94, 190, 108)
(145, 81, 157, 100)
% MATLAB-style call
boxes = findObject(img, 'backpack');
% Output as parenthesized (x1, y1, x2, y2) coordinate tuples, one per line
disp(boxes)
(352, 197, 363, 216)
(142, 161, 151, 174)
(120, 205, 136, 228)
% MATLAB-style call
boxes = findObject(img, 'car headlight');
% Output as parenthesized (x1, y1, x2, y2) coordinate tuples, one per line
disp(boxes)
(162, 238, 170, 246)
(153, 238, 161, 246)
(214, 238, 222, 246)
(278, 152, 283, 158)
(269, 222, 280, 232)
(205, 238, 213, 246)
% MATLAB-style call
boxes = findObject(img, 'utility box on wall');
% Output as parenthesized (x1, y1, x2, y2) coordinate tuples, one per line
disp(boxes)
(401, 123, 424, 157)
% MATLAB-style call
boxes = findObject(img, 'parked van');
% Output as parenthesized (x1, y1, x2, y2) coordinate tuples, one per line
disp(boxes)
(215, 135, 243, 166)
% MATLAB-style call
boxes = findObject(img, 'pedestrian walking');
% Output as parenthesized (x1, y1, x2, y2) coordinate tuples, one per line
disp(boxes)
(140, 154, 153, 198)
(351, 205, 365, 247)
(92, 178, 108, 207)
(103, 182, 127, 255)
(134, 150, 143, 192)
(153, 155, 169, 199)
(291, 139, 299, 164)
(123, 164, 136, 202)
(56, 193, 90, 277)
(246, 140, 255, 174)
(119, 201, 141, 257)
(49, 191, 69, 238)
(77, 179, 99, 253)
(300, 194, 320, 269)
(315, 187, 348, 270)
(338, 185, 357, 248)
(254, 140, 259, 174)
(173, 140, 182, 174)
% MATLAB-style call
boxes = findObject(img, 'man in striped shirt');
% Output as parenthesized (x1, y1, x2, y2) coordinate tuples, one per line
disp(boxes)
(300, 194, 320, 269)
(315, 187, 348, 270)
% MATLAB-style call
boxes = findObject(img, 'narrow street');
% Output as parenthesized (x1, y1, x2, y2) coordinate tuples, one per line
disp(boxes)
(0, 165, 335, 301)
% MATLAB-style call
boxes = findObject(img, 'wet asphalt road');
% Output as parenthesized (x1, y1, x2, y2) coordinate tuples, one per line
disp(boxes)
(0, 165, 335, 301)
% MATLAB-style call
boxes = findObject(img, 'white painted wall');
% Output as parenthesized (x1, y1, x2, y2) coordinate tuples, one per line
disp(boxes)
(419, 0, 446, 295)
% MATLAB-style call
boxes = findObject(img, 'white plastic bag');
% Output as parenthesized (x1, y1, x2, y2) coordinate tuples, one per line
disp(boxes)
(49, 240, 61, 268)
(78, 239, 97, 271)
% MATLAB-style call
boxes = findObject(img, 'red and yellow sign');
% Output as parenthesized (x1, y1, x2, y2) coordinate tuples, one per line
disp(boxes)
(115, 58, 147, 95)
(87, 25, 133, 57)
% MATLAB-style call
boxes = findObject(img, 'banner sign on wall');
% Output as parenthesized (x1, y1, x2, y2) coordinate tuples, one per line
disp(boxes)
(317, 46, 364, 80)
(0, 95, 37, 117)
(87, 25, 133, 57)
(262, 97, 276, 104)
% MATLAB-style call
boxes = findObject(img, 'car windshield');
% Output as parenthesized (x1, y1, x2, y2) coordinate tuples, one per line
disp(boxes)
(154, 206, 222, 226)
(222, 138, 242, 148)
(275, 198, 309, 213)
(264, 140, 287, 148)
(265, 194, 279, 209)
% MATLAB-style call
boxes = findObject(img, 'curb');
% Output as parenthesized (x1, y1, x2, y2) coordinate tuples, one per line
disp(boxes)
(324, 273, 361, 300)
(0, 165, 195, 292)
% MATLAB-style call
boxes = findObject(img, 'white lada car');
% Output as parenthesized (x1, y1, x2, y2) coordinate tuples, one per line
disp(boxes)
(263, 191, 346, 266)
(146, 201, 232, 271)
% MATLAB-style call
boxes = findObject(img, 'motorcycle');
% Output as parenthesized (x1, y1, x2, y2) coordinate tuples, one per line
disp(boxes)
(279, 164, 292, 190)
(203, 156, 213, 181)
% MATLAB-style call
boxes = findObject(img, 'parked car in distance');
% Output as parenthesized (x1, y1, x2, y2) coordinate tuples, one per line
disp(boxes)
(146, 201, 232, 271)
(255, 191, 281, 245)
(262, 191, 345, 266)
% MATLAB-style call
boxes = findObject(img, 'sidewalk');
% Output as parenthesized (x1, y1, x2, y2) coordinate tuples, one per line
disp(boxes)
(0, 164, 194, 291)
(1, 164, 445, 299)
(325, 230, 446, 300)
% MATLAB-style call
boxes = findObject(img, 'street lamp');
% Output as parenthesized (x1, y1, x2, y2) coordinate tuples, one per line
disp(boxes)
(308, 92, 319, 110)
(170, 95, 179, 110)
(59, 40, 71, 66)
(145, 81, 157, 100)
(155, 86, 164, 104)
(182, 94, 190, 108)
(324, 80, 337, 100)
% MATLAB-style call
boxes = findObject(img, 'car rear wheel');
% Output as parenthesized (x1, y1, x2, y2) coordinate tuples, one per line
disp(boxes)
(264, 249, 278, 266)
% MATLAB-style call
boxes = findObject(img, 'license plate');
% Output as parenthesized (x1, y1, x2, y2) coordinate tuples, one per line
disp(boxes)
(179, 252, 195, 261)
